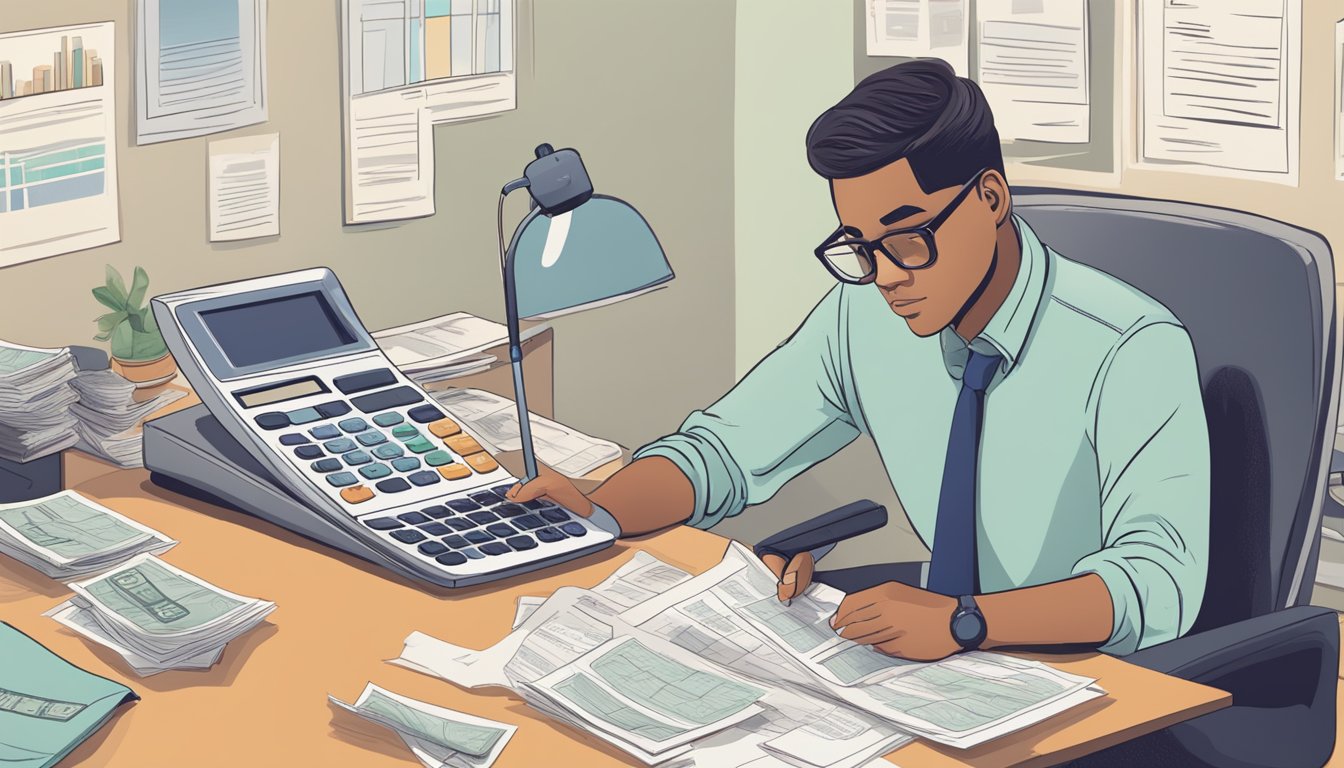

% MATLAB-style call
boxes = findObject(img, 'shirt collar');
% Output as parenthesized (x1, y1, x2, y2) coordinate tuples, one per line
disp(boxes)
(939, 214, 1049, 380)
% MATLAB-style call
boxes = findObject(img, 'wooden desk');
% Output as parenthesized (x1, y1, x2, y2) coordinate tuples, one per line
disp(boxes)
(3, 454, 1228, 767)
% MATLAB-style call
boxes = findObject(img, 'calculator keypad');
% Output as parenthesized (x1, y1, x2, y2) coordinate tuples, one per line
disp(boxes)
(362, 494, 588, 564)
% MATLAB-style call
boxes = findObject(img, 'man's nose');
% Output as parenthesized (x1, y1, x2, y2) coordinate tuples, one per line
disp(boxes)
(874, 255, 914, 289)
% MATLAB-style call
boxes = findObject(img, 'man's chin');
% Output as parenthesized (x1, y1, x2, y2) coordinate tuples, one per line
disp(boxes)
(898, 312, 944, 337)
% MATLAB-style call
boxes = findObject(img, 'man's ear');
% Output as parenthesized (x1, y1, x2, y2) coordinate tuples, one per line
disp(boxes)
(979, 170, 1012, 227)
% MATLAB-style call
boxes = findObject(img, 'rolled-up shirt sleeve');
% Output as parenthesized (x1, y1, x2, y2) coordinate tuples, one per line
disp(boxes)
(1073, 321, 1210, 655)
(633, 286, 860, 529)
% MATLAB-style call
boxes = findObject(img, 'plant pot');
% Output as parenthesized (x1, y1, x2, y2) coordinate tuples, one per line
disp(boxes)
(111, 352, 177, 388)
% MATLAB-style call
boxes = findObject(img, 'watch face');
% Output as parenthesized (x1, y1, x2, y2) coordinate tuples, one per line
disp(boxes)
(951, 611, 985, 644)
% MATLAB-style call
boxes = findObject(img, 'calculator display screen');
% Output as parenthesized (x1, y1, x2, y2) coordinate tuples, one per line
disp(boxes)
(201, 291, 357, 368)
(234, 377, 327, 408)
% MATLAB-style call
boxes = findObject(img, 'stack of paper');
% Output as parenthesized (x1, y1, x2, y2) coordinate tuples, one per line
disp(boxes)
(0, 490, 176, 580)
(1, 621, 138, 768)
(0, 341, 80, 462)
(330, 683, 516, 768)
(45, 554, 275, 676)
(69, 369, 187, 467)
(433, 388, 622, 478)
(373, 312, 548, 386)
(394, 545, 1105, 765)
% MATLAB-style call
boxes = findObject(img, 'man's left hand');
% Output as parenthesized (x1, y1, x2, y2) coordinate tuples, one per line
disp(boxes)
(830, 581, 961, 661)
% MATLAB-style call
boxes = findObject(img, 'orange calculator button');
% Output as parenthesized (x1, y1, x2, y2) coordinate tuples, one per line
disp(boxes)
(445, 434, 484, 455)
(437, 464, 472, 481)
(429, 418, 462, 438)
(465, 453, 499, 473)
(340, 485, 375, 504)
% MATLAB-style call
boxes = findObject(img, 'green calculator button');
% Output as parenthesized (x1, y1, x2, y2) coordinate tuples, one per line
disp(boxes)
(391, 424, 420, 440)
(359, 463, 392, 480)
(405, 437, 435, 454)
(425, 450, 454, 467)
(392, 457, 421, 472)
(373, 412, 404, 427)
(373, 443, 404, 460)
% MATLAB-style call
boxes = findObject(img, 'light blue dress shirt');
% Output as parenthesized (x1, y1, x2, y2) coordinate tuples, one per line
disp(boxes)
(633, 215, 1210, 655)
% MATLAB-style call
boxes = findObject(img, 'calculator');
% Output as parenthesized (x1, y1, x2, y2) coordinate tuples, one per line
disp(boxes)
(150, 268, 615, 587)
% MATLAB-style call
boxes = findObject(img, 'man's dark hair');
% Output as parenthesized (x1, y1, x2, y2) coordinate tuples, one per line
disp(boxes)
(805, 59, 1004, 193)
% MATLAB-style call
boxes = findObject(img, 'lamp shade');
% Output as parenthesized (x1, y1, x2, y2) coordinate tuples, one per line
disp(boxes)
(509, 194, 673, 319)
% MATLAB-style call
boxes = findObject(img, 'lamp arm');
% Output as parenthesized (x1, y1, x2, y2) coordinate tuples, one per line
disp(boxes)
(500, 188, 544, 483)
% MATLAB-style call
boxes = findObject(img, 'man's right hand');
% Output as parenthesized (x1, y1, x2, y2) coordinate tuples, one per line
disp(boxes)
(761, 551, 815, 603)
(504, 463, 595, 519)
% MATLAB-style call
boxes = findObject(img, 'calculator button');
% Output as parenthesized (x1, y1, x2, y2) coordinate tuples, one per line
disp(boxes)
(363, 517, 402, 530)
(312, 458, 343, 473)
(465, 453, 500, 474)
(351, 385, 424, 414)
(445, 435, 484, 455)
(444, 518, 474, 532)
(287, 407, 321, 425)
(377, 477, 412, 493)
(408, 470, 440, 487)
(397, 511, 429, 524)
(373, 444, 405, 460)
(465, 530, 494, 544)
(479, 542, 510, 556)
(279, 433, 309, 446)
(357, 431, 387, 447)
(421, 522, 451, 537)
(495, 503, 527, 518)
(421, 505, 452, 519)
(438, 465, 472, 481)
(391, 529, 426, 544)
(429, 418, 462, 438)
(441, 534, 470, 549)
(435, 551, 468, 566)
(513, 514, 546, 531)
(333, 368, 397, 395)
(359, 463, 392, 480)
(560, 522, 588, 537)
(338, 417, 369, 433)
(340, 486, 375, 504)
(405, 437, 435, 454)
(310, 424, 341, 440)
(537, 527, 565, 543)
(492, 483, 516, 496)
(373, 412, 404, 427)
(294, 445, 323, 460)
(408, 404, 446, 424)
(486, 523, 516, 538)
(425, 450, 454, 467)
(391, 457, 422, 472)
(326, 472, 359, 487)
(522, 499, 553, 511)
(467, 511, 499, 525)
(461, 547, 484, 560)
(446, 499, 480, 512)
(418, 541, 449, 557)
(506, 535, 538, 551)
(316, 400, 352, 418)
(469, 491, 504, 506)
(255, 412, 289, 430)
(342, 450, 372, 466)
(540, 508, 570, 524)
(323, 438, 357, 454)
(391, 424, 420, 440)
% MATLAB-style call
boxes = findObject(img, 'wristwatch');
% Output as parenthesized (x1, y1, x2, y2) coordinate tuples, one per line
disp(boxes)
(950, 595, 988, 651)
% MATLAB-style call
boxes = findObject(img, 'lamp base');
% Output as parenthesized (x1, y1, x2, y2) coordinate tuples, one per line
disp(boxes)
(0, 452, 63, 503)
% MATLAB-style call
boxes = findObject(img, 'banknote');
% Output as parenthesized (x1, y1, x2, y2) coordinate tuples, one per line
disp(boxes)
(76, 557, 247, 635)
(330, 683, 516, 768)
(0, 491, 176, 579)
(0, 342, 60, 377)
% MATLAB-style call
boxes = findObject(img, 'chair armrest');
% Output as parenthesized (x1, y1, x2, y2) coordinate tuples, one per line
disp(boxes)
(753, 500, 886, 562)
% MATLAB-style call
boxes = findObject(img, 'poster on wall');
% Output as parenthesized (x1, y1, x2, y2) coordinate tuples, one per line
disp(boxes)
(340, 0, 517, 224)
(0, 22, 121, 268)
(135, 0, 268, 145)
(865, 0, 969, 76)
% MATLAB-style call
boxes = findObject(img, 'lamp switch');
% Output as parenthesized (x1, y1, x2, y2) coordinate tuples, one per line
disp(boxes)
(523, 147, 593, 216)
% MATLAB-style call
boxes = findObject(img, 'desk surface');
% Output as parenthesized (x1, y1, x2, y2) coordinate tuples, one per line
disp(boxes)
(3, 453, 1229, 768)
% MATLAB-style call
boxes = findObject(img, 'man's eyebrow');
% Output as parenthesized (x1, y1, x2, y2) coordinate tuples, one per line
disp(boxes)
(879, 204, 926, 226)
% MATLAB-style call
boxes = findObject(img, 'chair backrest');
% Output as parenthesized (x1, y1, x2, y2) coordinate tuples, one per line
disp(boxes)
(1013, 189, 1338, 631)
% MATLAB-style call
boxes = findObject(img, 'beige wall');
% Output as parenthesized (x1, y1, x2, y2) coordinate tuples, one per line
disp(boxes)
(0, 0, 738, 451)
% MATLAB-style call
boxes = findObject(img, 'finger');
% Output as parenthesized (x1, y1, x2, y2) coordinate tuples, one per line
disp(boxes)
(831, 596, 882, 629)
(837, 621, 905, 646)
(830, 603, 883, 630)
(778, 555, 812, 601)
(506, 478, 551, 502)
(761, 554, 788, 581)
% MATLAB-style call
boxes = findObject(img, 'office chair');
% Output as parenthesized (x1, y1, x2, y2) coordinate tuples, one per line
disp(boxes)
(755, 189, 1341, 768)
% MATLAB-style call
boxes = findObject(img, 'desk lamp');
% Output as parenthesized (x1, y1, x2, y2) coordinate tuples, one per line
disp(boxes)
(497, 144, 673, 482)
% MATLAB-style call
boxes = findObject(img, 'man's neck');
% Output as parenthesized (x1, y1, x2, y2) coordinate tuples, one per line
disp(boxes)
(953, 218, 1022, 342)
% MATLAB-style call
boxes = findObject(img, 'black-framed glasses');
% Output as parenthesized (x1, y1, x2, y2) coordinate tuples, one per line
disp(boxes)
(814, 169, 988, 284)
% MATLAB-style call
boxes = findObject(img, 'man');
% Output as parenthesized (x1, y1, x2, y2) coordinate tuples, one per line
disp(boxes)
(509, 59, 1209, 661)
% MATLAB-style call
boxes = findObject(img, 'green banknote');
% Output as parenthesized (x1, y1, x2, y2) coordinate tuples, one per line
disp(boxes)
(360, 689, 505, 757)
(0, 346, 55, 377)
(83, 559, 245, 635)
(0, 494, 145, 559)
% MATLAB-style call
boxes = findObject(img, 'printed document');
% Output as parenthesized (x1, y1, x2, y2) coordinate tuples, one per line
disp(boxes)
(977, 0, 1090, 143)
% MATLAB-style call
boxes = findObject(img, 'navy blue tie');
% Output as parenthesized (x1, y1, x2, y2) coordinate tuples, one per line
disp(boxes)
(926, 349, 1002, 597)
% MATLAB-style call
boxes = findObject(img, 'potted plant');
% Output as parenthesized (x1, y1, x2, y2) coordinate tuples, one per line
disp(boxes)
(92, 265, 177, 386)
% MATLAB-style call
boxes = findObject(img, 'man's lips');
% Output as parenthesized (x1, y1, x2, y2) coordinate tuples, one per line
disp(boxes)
(887, 297, 924, 307)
